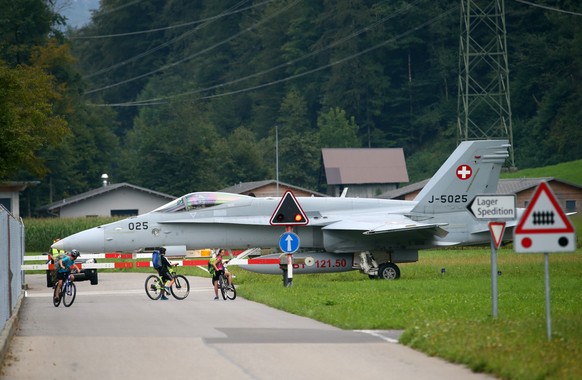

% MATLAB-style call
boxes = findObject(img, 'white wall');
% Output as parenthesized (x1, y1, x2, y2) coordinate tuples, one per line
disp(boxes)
(0, 191, 19, 218)
(59, 188, 171, 218)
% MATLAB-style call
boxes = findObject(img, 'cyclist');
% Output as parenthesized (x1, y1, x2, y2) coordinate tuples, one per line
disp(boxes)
(157, 247, 177, 300)
(210, 249, 233, 300)
(55, 249, 81, 301)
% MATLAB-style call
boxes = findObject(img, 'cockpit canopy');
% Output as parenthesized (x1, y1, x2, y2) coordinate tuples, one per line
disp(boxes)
(152, 192, 250, 213)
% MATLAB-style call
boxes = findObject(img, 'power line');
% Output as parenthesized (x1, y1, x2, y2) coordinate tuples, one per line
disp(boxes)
(84, 0, 301, 94)
(92, 0, 145, 18)
(83, 0, 253, 80)
(72, 0, 277, 39)
(90, 6, 457, 107)
(95, 0, 426, 107)
(514, 0, 582, 16)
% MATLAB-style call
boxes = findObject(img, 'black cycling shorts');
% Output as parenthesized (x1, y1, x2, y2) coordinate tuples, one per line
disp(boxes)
(212, 269, 224, 284)
(158, 268, 172, 283)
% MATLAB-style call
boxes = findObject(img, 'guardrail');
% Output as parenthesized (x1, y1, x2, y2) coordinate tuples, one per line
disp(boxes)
(21, 248, 273, 271)
(21, 254, 211, 270)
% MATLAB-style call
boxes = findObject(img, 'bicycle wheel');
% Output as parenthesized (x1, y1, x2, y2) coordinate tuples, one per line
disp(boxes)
(53, 285, 61, 307)
(145, 275, 163, 300)
(63, 282, 76, 307)
(170, 275, 190, 300)
(218, 274, 227, 300)
(224, 283, 236, 300)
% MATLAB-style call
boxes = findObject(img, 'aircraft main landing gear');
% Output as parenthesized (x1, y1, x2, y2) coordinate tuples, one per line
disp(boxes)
(358, 252, 401, 280)
(377, 262, 401, 280)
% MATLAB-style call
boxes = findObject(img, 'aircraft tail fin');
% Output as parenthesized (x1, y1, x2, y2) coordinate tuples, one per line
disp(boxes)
(411, 140, 510, 214)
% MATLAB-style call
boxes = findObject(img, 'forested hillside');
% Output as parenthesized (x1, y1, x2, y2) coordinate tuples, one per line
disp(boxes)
(1, 0, 581, 216)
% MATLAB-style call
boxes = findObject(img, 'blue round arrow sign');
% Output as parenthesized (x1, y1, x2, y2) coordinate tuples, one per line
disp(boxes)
(279, 231, 300, 253)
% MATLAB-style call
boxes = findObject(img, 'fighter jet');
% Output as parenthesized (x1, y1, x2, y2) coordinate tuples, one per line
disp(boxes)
(52, 139, 512, 279)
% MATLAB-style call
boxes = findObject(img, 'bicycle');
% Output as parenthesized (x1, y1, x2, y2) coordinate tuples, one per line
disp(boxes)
(217, 271, 236, 300)
(145, 266, 190, 300)
(53, 273, 76, 307)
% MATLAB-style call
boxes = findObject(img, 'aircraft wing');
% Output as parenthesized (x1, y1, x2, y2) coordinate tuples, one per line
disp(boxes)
(158, 214, 448, 237)
(322, 214, 449, 237)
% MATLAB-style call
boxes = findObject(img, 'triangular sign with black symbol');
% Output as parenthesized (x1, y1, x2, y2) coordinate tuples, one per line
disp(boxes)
(270, 191, 309, 226)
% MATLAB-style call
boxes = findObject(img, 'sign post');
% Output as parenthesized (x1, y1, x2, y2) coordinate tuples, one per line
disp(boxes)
(488, 221, 506, 318)
(468, 194, 515, 318)
(270, 191, 309, 287)
(514, 181, 576, 340)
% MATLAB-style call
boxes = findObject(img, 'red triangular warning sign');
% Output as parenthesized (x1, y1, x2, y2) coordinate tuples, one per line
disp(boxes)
(515, 182, 574, 234)
(514, 181, 576, 253)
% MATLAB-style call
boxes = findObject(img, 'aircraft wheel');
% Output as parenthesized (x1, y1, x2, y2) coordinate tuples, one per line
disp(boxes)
(378, 263, 400, 280)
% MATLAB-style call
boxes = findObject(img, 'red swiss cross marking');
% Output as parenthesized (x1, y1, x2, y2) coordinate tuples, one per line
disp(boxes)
(456, 165, 472, 180)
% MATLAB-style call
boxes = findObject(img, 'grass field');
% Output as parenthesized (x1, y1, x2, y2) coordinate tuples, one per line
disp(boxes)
(229, 247, 582, 380)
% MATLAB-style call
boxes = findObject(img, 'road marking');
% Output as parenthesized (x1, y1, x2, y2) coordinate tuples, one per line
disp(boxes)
(354, 329, 401, 343)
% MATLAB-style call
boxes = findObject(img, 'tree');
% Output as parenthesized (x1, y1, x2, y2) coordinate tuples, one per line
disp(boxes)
(274, 132, 322, 191)
(318, 107, 361, 148)
(215, 127, 270, 186)
(123, 97, 222, 195)
(0, 0, 62, 65)
(277, 89, 311, 135)
(0, 61, 69, 180)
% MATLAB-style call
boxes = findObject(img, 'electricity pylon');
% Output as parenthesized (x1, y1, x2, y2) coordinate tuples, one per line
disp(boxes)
(457, 0, 515, 168)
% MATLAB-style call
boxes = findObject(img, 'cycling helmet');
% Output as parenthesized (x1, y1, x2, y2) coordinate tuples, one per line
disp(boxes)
(70, 249, 80, 258)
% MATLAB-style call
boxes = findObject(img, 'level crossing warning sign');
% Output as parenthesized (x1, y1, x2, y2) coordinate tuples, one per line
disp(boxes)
(514, 181, 576, 253)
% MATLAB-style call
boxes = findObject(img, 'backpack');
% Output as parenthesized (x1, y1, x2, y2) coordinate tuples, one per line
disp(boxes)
(52, 253, 65, 272)
(50, 253, 65, 284)
(208, 257, 215, 275)
(152, 250, 161, 269)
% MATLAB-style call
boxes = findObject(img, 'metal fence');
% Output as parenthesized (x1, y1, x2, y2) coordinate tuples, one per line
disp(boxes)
(0, 205, 24, 337)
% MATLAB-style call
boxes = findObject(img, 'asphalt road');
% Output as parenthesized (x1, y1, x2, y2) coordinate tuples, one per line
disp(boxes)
(1, 273, 494, 380)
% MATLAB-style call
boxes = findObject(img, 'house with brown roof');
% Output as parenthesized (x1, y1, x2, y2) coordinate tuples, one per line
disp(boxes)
(220, 180, 327, 198)
(498, 178, 581, 213)
(39, 183, 176, 218)
(380, 177, 582, 213)
(321, 148, 409, 197)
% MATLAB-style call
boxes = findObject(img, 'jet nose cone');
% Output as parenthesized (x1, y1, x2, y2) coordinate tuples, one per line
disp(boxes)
(53, 227, 105, 253)
(51, 240, 64, 251)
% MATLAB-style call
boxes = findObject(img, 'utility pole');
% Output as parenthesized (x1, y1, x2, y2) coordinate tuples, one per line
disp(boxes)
(457, 0, 516, 168)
